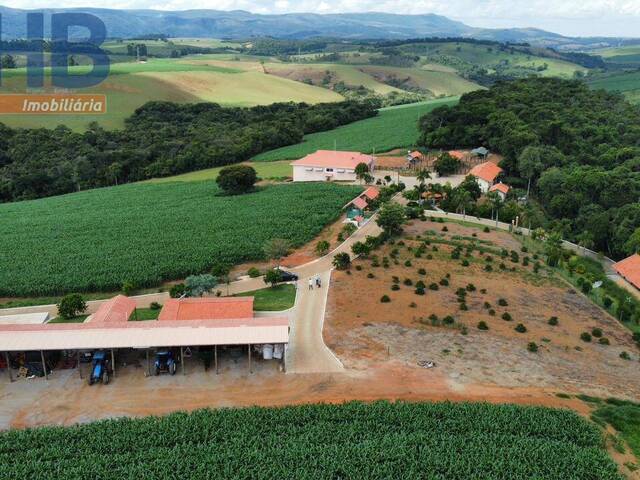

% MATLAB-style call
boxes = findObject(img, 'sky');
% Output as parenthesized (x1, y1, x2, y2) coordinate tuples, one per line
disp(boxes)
(3, 0, 640, 37)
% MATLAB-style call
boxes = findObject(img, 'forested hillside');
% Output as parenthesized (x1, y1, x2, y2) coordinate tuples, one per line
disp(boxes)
(418, 78, 640, 259)
(0, 100, 376, 202)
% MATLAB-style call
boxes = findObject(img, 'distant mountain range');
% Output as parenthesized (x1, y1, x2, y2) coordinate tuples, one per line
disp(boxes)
(0, 6, 632, 49)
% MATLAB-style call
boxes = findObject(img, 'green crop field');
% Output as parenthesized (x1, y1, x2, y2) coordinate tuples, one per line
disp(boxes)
(0, 182, 360, 297)
(253, 98, 459, 161)
(0, 401, 620, 479)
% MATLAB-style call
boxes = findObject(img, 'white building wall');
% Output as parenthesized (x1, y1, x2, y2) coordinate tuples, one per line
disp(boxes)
(475, 178, 491, 193)
(292, 166, 357, 182)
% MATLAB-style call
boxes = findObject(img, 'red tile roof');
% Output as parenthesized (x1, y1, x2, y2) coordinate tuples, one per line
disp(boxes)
(290, 150, 374, 169)
(409, 151, 422, 159)
(350, 197, 368, 210)
(362, 187, 380, 200)
(489, 182, 510, 195)
(89, 295, 136, 324)
(614, 254, 640, 290)
(469, 161, 503, 183)
(158, 297, 254, 322)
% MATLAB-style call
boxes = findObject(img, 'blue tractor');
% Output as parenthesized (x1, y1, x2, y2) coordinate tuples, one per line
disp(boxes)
(153, 350, 177, 376)
(88, 351, 111, 385)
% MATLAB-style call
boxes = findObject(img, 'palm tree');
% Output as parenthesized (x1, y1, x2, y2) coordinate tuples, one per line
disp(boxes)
(486, 191, 502, 222)
(453, 189, 473, 219)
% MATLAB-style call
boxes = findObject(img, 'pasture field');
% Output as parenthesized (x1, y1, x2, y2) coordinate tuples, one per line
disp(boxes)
(587, 71, 640, 103)
(253, 97, 459, 161)
(0, 182, 360, 297)
(147, 160, 292, 183)
(0, 57, 343, 130)
(0, 401, 621, 479)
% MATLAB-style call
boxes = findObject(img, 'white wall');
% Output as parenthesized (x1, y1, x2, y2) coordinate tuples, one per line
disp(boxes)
(475, 177, 491, 193)
(293, 166, 357, 182)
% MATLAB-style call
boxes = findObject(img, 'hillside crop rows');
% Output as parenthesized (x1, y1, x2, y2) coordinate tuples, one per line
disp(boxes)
(253, 98, 459, 161)
(0, 182, 360, 296)
(0, 401, 621, 479)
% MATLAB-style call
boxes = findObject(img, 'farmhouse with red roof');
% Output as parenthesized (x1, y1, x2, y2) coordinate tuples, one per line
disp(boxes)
(469, 161, 503, 193)
(614, 254, 640, 291)
(291, 150, 374, 182)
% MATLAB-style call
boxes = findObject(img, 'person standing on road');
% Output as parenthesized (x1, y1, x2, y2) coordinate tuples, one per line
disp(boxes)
(308, 278, 314, 290)
(315, 275, 322, 288)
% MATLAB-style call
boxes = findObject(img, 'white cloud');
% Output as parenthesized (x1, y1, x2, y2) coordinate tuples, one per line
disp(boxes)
(3, 0, 640, 36)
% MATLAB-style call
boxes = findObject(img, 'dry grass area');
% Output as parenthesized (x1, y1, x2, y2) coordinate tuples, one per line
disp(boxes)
(325, 219, 640, 400)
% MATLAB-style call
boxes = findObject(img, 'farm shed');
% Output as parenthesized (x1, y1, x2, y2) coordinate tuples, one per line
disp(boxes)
(0, 296, 289, 382)
(489, 182, 511, 200)
(291, 150, 374, 182)
(614, 254, 640, 290)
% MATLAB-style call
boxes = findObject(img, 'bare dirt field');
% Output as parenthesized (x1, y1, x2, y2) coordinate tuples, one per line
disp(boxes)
(325, 219, 640, 400)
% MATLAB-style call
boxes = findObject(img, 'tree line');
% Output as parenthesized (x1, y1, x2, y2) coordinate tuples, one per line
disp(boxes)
(418, 77, 640, 260)
(0, 99, 378, 202)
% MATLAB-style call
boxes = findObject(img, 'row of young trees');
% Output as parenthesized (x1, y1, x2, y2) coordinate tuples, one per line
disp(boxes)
(418, 77, 640, 260)
(0, 99, 378, 202)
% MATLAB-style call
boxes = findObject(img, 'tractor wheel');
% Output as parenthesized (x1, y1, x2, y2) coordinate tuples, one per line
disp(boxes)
(103, 372, 110, 385)
(170, 363, 176, 375)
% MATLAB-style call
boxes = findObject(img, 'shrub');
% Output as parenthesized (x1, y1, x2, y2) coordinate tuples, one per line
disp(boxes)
(484, 264, 493, 272)
(170, 283, 186, 298)
(355, 265, 363, 271)
(485, 256, 493, 263)
(501, 312, 512, 321)
(415, 287, 426, 295)
(527, 342, 539, 353)
(598, 337, 610, 345)
(404, 260, 412, 267)
(547, 316, 558, 326)
(466, 283, 476, 292)
(515, 323, 527, 333)
(442, 226, 448, 232)
(315, 240, 330, 256)
(498, 298, 508, 307)
(404, 278, 413, 286)
(591, 328, 603, 338)
(392, 276, 400, 284)
(461, 260, 470, 267)
(483, 226, 490, 233)
(426, 254, 433, 260)
(247, 267, 261, 278)
(483, 302, 491, 309)
(499, 263, 507, 270)
(333, 252, 351, 271)
(489, 309, 496, 316)
(415, 280, 426, 290)
(459, 303, 468, 311)
(418, 268, 426, 275)
(150, 301, 162, 310)
(122, 280, 136, 296)
(429, 283, 439, 291)
(480, 288, 487, 294)
(581, 282, 592, 294)
(620, 351, 631, 360)
(603, 297, 613, 308)
(439, 278, 449, 286)
(391, 284, 400, 291)
(367, 273, 375, 279)
(429, 314, 439, 322)
(380, 295, 391, 303)
(216, 165, 257, 194)
(57, 294, 87, 320)
(443, 315, 455, 325)
(478, 321, 489, 330)
(409, 302, 417, 308)
(580, 332, 592, 342)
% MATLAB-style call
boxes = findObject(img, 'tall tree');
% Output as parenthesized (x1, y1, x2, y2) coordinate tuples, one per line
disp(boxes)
(518, 146, 545, 199)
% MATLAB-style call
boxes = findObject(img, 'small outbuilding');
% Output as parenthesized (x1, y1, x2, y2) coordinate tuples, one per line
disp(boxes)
(489, 182, 511, 200)
(614, 254, 640, 291)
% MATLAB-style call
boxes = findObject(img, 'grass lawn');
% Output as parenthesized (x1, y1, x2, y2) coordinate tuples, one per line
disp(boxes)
(593, 399, 640, 459)
(147, 161, 291, 184)
(253, 98, 459, 161)
(130, 308, 160, 321)
(48, 315, 89, 324)
(236, 284, 296, 311)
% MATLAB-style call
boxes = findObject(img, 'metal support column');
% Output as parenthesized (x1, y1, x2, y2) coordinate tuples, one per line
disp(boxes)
(4, 352, 13, 383)
(214, 345, 218, 375)
(146, 349, 150, 376)
(181, 347, 185, 375)
(40, 350, 48, 381)
(248, 344, 252, 374)
(111, 349, 116, 378)
(77, 351, 82, 379)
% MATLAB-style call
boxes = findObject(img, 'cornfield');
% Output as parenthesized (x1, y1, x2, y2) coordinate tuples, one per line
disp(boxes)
(0, 401, 621, 479)
(0, 182, 360, 296)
